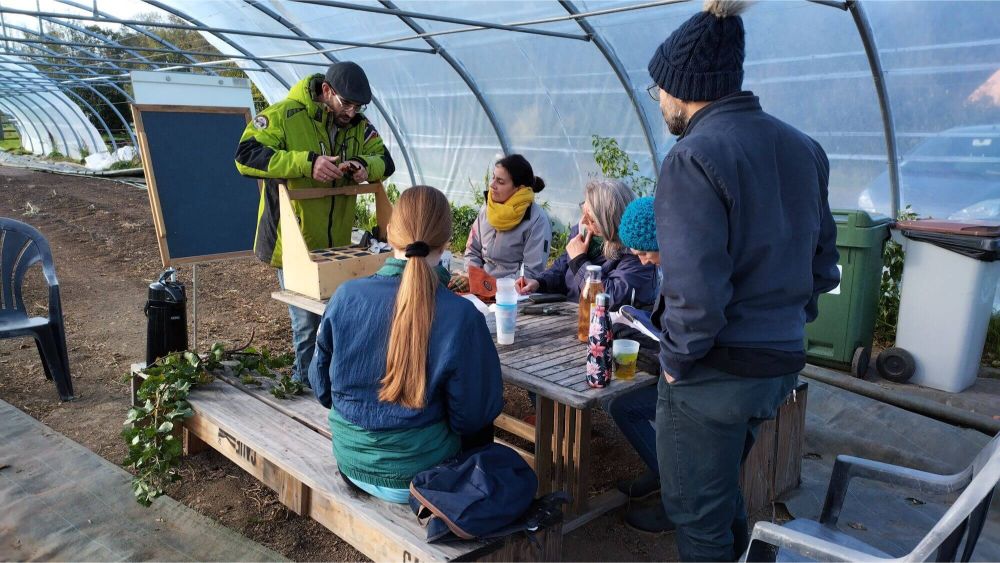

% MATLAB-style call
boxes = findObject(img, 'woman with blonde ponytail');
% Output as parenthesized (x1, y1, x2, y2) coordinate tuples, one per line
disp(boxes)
(308, 185, 503, 504)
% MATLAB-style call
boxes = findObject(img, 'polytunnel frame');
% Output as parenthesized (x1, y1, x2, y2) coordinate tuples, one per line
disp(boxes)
(0, 0, 902, 217)
(0, 64, 106, 151)
(1, 70, 100, 151)
(0, 79, 73, 154)
(1, 21, 152, 146)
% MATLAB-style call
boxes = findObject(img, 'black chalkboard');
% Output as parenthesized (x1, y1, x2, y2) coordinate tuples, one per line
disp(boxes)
(133, 105, 259, 266)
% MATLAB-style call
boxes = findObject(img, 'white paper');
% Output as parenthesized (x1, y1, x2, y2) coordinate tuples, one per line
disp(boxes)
(610, 311, 658, 341)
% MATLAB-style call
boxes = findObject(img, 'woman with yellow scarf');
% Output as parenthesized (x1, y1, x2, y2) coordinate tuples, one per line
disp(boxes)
(454, 155, 552, 288)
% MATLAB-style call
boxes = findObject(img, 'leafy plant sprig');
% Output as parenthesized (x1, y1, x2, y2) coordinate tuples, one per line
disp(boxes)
(270, 374, 305, 399)
(591, 135, 655, 196)
(873, 206, 919, 346)
(123, 342, 293, 506)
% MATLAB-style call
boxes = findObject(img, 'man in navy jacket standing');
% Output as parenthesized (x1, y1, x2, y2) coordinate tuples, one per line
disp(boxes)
(647, 1, 840, 560)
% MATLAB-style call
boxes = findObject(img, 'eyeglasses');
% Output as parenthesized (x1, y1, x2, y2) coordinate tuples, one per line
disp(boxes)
(332, 90, 367, 113)
(646, 84, 660, 102)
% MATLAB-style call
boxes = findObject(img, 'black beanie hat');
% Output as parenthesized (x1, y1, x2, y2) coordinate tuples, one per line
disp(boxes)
(325, 61, 372, 105)
(648, 0, 749, 102)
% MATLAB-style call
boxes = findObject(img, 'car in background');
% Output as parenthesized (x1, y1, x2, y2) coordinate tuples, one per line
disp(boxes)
(858, 124, 1000, 222)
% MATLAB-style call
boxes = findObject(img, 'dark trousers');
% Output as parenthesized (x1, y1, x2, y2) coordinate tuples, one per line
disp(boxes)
(602, 384, 658, 473)
(655, 364, 797, 562)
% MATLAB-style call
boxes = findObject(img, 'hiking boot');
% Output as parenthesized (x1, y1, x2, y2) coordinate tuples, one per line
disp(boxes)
(624, 500, 676, 535)
(616, 470, 660, 500)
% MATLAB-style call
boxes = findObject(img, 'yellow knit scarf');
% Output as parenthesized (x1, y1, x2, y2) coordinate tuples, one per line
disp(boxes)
(486, 187, 535, 232)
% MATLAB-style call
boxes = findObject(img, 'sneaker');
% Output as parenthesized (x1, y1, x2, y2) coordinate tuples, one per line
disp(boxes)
(616, 470, 660, 500)
(624, 500, 676, 535)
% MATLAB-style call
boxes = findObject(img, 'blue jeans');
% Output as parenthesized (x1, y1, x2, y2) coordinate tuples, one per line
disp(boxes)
(276, 269, 321, 383)
(602, 384, 657, 473)
(656, 364, 797, 562)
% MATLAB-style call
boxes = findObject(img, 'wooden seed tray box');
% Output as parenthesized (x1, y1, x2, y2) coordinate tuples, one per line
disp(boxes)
(278, 182, 392, 300)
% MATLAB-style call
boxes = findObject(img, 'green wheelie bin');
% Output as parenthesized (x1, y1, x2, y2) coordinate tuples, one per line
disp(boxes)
(804, 209, 891, 377)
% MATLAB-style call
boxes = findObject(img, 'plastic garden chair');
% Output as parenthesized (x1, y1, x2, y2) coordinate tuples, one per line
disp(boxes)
(0, 217, 74, 401)
(742, 431, 1000, 562)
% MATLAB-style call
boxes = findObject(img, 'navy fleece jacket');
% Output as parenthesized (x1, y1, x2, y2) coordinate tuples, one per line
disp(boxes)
(535, 225, 659, 310)
(308, 275, 503, 434)
(654, 91, 840, 380)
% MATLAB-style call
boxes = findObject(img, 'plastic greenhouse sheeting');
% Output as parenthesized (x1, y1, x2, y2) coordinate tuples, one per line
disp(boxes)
(1, 0, 999, 226)
(0, 58, 104, 160)
(157, 0, 892, 224)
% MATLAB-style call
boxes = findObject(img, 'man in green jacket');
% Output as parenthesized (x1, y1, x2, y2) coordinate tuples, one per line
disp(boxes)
(234, 61, 395, 384)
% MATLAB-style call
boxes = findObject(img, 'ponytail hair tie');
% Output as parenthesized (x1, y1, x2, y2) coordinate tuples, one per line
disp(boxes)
(404, 241, 430, 258)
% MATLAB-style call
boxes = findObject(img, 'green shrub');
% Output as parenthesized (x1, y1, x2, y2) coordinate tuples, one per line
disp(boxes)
(873, 206, 918, 347)
(353, 182, 399, 233)
(109, 157, 142, 170)
(449, 202, 479, 254)
(549, 223, 570, 265)
(591, 135, 655, 196)
(985, 313, 1000, 368)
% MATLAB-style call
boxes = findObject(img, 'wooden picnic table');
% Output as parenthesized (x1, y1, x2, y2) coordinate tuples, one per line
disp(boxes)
(272, 290, 657, 532)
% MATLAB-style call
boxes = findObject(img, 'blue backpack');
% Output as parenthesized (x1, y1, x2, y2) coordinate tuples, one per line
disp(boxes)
(408, 443, 566, 542)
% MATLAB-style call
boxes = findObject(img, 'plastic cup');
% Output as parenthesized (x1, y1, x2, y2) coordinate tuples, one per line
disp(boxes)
(495, 303, 517, 345)
(613, 339, 640, 380)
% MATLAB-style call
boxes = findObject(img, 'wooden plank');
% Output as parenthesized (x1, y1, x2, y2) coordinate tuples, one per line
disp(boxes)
(501, 337, 581, 367)
(513, 345, 586, 373)
(182, 426, 208, 456)
(500, 365, 596, 409)
(561, 489, 628, 534)
(773, 382, 808, 500)
(739, 417, 776, 516)
(182, 380, 478, 562)
(535, 397, 554, 496)
(184, 410, 312, 516)
(214, 367, 331, 438)
(497, 317, 571, 347)
(167, 250, 254, 265)
(272, 290, 327, 316)
(573, 409, 592, 514)
(565, 405, 577, 516)
(495, 413, 535, 443)
(553, 403, 566, 494)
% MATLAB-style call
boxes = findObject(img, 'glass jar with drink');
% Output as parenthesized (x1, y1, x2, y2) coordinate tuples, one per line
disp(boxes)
(577, 264, 604, 342)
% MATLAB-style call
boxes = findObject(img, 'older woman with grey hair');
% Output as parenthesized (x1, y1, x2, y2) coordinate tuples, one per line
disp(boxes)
(516, 179, 658, 310)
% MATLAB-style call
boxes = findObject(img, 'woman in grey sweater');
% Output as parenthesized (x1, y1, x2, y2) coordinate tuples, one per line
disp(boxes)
(461, 154, 552, 281)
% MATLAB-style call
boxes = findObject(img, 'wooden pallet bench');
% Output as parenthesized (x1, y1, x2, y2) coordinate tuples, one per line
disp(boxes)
(131, 365, 562, 562)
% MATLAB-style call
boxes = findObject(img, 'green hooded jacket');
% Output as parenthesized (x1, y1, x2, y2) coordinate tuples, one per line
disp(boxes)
(234, 74, 394, 267)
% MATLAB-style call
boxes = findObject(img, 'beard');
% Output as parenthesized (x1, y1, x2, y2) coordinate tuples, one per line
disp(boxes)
(333, 113, 353, 127)
(666, 111, 687, 136)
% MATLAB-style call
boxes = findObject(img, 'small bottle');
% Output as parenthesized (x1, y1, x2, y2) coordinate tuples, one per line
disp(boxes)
(586, 293, 614, 388)
(577, 265, 604, 342)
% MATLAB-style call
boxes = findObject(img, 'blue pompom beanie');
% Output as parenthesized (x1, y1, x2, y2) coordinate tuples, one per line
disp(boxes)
(618, 197, 658, 252)
(647, 0, 749, 102)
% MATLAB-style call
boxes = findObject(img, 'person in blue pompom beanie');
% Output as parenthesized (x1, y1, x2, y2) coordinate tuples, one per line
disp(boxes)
(644, 0, 840, 558)
(618, 196, 659, 266)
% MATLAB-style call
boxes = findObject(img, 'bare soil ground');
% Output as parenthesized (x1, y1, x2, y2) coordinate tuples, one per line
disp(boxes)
(0, 167, 682, 561)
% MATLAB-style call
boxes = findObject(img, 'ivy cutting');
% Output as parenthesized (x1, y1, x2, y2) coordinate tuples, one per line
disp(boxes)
(123, 342, 294, 506)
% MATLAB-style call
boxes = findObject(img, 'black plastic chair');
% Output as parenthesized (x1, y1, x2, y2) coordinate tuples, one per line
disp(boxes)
(0, 217, 74, 401)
